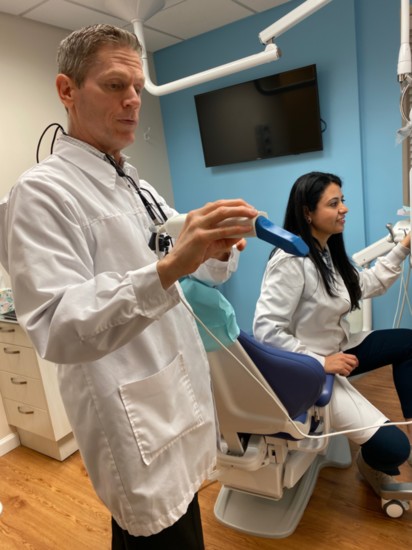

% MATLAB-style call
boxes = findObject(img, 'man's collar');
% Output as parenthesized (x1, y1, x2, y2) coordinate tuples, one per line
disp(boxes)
(55, 135, 131, 189)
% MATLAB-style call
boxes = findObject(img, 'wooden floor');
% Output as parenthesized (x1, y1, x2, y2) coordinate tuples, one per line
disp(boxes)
(0, 367, 412, 549)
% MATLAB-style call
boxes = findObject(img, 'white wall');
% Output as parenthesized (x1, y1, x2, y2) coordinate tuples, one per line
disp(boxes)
(0, 13, 173, 199)
(0, 12, 173, 445)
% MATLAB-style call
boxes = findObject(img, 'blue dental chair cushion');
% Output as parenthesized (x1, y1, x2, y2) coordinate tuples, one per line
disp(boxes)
(238, 330, 331, 419)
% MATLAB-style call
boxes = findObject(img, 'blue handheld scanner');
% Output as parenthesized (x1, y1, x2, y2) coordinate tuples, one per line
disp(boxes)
(158, 212, 309, 257)
(254, 216, 309, 257)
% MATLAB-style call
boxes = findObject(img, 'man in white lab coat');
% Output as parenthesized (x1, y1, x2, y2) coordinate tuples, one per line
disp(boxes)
(0, 24, 257, 549)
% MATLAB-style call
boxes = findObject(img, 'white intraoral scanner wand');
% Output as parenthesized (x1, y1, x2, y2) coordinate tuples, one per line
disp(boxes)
(156, 213, 309, 257)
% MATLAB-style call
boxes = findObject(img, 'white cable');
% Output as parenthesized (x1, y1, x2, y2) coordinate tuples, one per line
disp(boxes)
(400, 80, 411, 122)
(392, 262, 404, 328)
(178, 294, 412, 441)
(393, 261, 412, 327)
(396, 81, 412, 143)
(401, 262, 412, 315)
(406, 266, 412, 315)
(397, 264, 410, 325)
(393, 261, 407, 327)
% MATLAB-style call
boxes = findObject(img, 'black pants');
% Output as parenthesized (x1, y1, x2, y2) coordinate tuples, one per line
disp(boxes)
(347, 328, 412, 418)
(111, 494, 205, 550)
(361, 423, 410, 474)
(346, 328, 412, 474)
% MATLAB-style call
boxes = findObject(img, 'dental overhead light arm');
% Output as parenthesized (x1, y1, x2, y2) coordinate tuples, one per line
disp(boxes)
(132, 18, 280, 96)
(258, 0, 332, 45)
(108, 0, 410, 95)
(106, 0, 333, 96)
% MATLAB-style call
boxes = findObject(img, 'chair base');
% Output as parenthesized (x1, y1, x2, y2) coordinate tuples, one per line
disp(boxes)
(214, 434, 352, 539)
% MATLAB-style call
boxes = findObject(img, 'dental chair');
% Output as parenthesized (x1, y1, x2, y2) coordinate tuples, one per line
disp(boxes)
(179, 277, 351, 538)
(207, 330, 352, 539)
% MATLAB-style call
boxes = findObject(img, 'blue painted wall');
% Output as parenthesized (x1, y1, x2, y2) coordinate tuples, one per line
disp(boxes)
(154, 0, 411, 331)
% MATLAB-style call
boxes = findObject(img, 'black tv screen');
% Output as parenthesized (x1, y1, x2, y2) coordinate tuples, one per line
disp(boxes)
(194, 64, 323, 167)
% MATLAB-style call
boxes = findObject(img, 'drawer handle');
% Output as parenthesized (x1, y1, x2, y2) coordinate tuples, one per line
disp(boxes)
(10, 377, 27, 385)
(0, 327, 15, 333)
(17, 406, 34, 415)
(3, 347, 20, 355)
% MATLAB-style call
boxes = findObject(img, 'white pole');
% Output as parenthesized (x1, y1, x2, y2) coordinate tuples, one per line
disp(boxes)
(398, 0, 411, 79)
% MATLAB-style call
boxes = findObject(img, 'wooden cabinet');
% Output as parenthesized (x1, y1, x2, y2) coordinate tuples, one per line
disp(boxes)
(0, 321, 77, 460)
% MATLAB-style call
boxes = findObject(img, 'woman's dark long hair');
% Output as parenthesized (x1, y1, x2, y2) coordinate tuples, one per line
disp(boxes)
(280, 171, 361, 310)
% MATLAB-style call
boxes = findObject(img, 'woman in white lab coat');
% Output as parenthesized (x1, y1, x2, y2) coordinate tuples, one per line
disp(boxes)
(253, 171, 412, 497)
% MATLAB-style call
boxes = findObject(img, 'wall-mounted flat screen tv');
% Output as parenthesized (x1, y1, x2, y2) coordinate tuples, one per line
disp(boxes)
(194, 64, 323, 167)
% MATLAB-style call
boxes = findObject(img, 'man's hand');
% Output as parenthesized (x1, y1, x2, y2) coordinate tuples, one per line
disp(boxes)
(157, 199, 257, 289)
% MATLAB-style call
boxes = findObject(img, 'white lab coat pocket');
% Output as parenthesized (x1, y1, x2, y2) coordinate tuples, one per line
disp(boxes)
(119, 353, 205, 465)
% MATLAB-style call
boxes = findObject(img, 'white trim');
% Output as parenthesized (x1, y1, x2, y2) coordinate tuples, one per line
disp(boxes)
(0, 432, 20, 457)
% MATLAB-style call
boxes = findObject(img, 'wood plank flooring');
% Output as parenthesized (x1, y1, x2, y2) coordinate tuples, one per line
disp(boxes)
(0, 366, 411, 549)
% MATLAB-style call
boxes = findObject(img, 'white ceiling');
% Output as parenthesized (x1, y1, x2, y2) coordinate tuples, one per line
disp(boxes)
(0, 0, 292, 52)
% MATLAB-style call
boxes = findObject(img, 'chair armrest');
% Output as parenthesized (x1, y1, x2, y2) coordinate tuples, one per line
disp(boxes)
(315, 374, 335, 407)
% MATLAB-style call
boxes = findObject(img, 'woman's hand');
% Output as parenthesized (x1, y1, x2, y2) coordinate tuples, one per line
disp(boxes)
(400, 231, 411, 251)
(324, 352, 359, 376)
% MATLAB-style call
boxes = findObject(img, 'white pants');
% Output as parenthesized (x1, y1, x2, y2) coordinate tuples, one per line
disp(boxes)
(329, 376, 388, 445)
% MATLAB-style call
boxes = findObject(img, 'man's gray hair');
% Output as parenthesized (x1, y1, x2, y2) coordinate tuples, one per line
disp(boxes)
(57, 24, 142, 86)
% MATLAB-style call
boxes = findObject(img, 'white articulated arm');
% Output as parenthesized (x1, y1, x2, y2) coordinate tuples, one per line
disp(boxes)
(130, 0, 333, 96)
(106, 0, 409, 95)
(258, 0, 332, 44)
(132, 19, 280, 96)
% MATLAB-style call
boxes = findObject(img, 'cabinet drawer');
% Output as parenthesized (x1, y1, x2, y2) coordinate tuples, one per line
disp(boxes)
(0, 323, 31, 347)
(0, 370, 47, 409)
(0, 345, 40, 379)
(3, 397, 54, 439)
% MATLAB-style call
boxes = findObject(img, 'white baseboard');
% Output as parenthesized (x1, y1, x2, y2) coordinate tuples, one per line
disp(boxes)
(0, 432, 20, 457)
